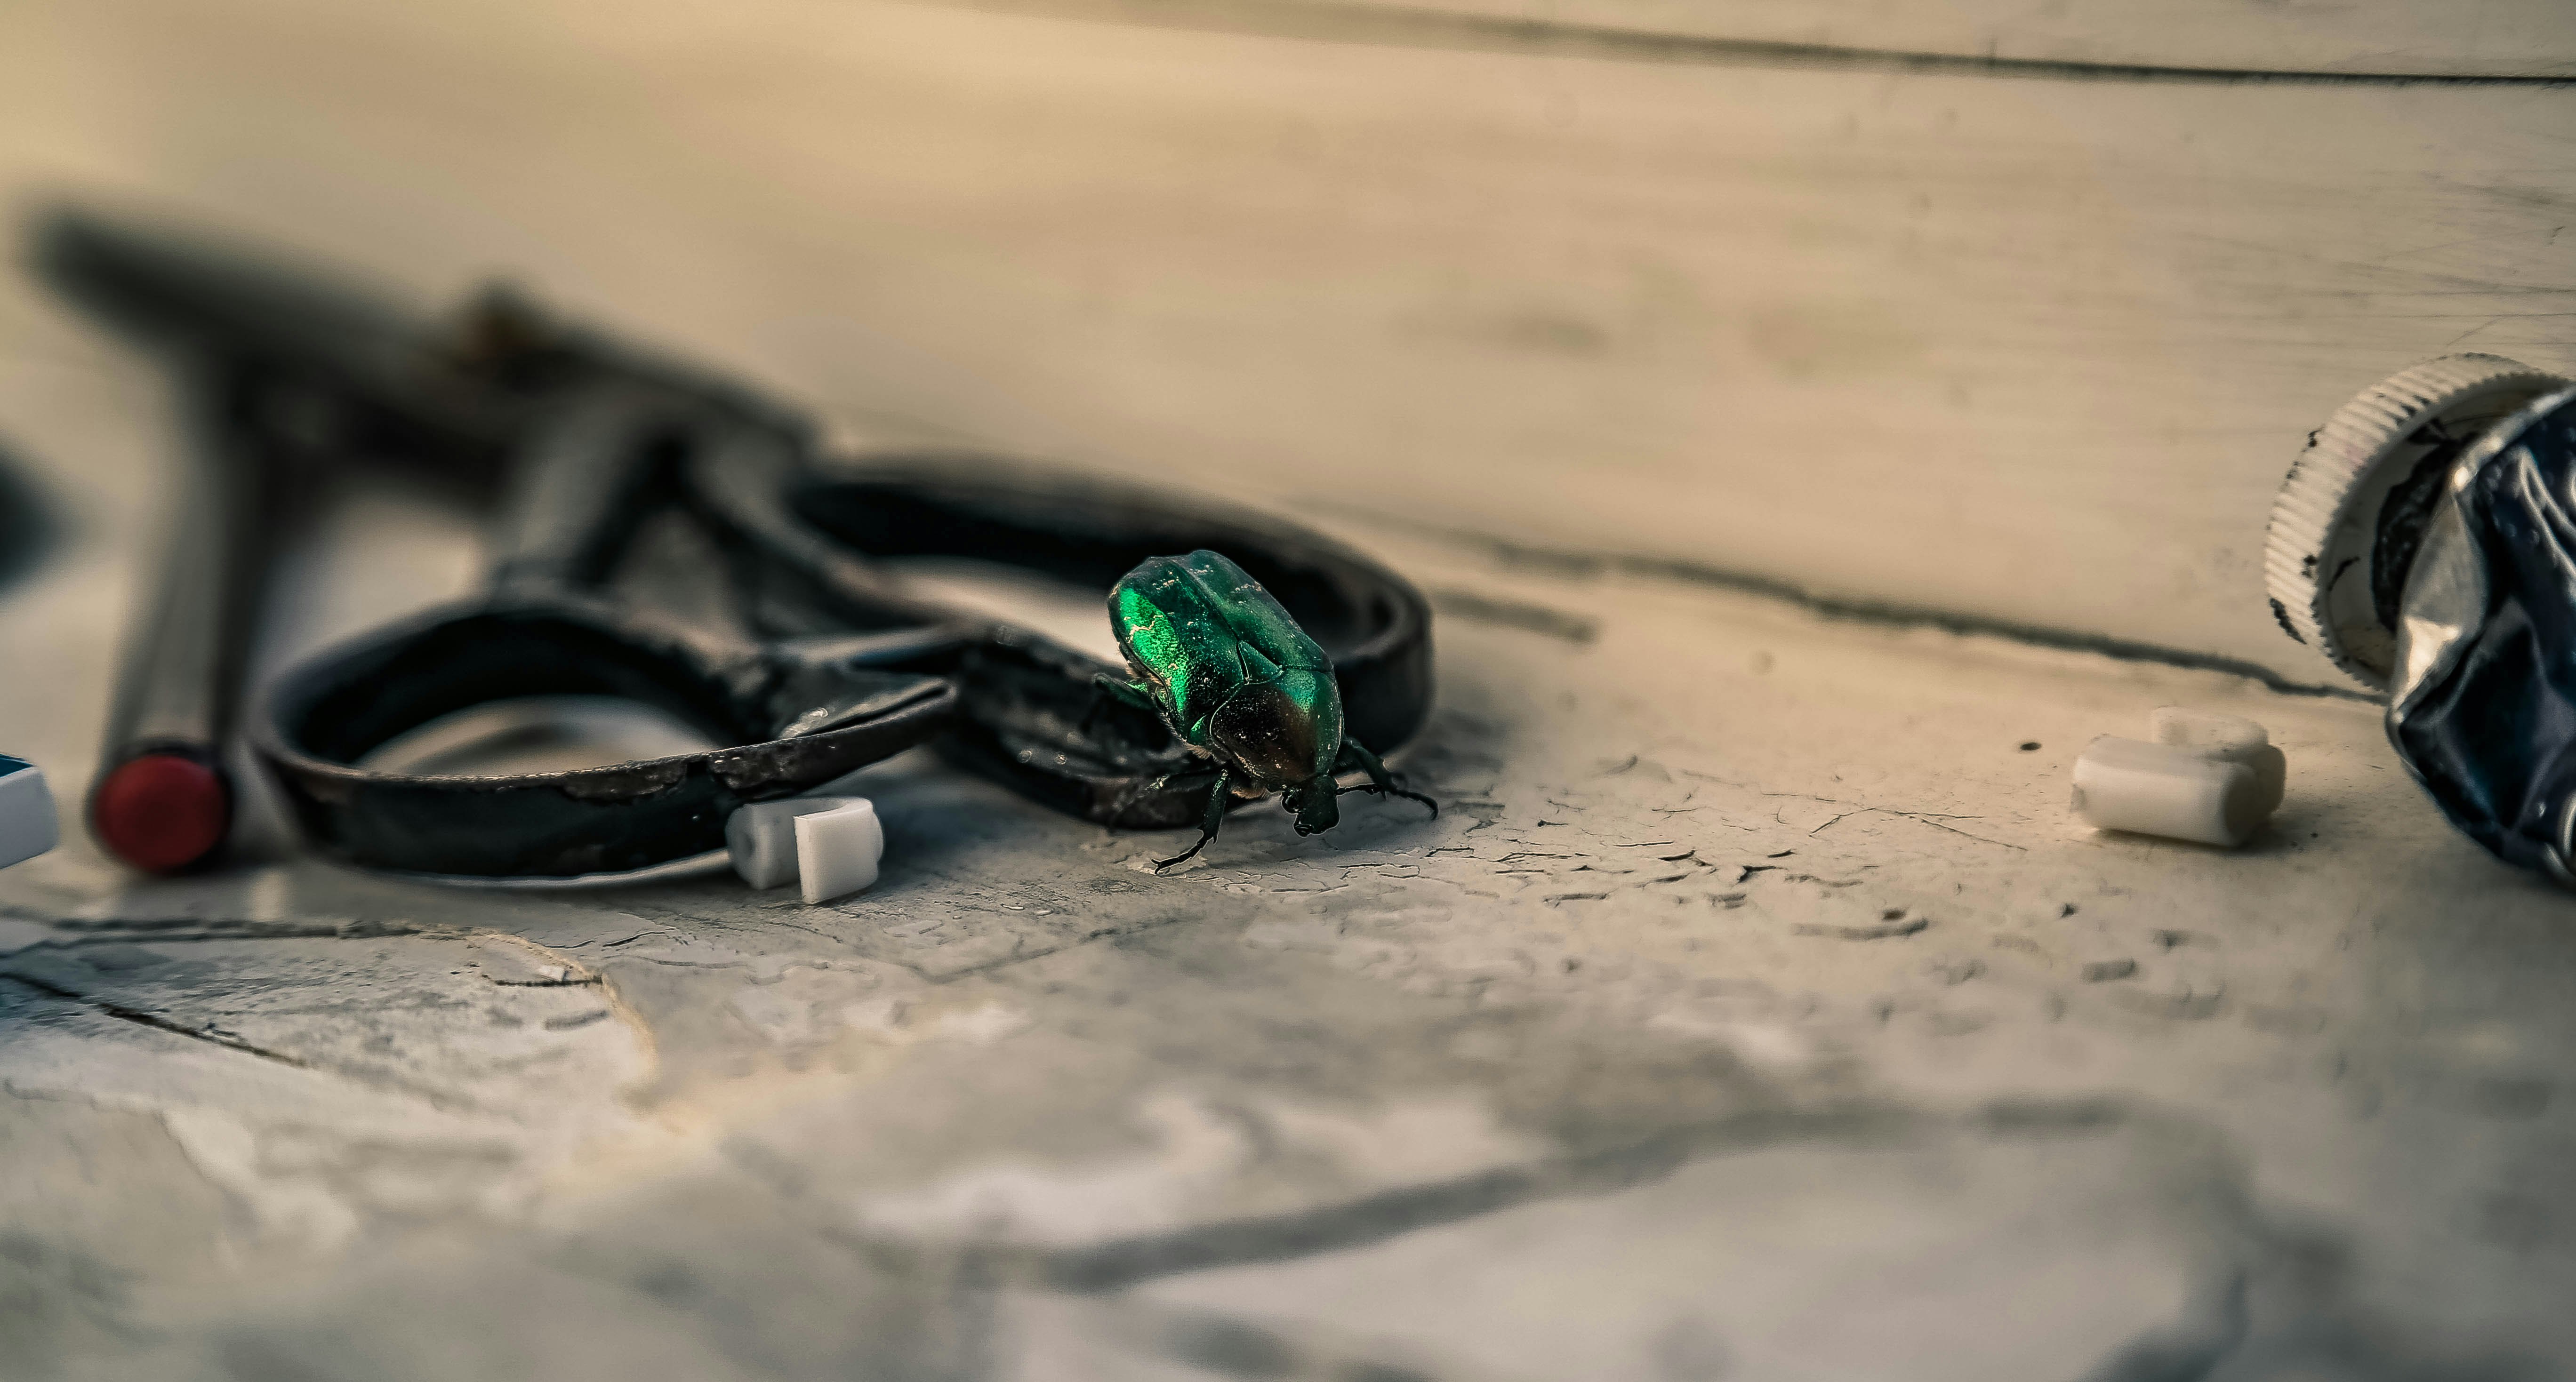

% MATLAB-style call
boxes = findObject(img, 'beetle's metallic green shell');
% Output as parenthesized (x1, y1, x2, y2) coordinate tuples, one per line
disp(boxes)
(1110, 550, 1344, 791)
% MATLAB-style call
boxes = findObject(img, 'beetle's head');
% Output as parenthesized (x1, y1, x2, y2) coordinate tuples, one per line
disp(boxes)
(1206, 670, 1343, 796)
(1286, 779, 1340, 836)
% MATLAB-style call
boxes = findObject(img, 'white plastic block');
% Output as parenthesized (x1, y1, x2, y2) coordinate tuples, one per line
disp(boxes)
(2071, 734, 2273, 848)
(0, 756, 59, 871)
(728, 796, 880, 902)
(792, 799, 883, 905)
(2071, 738, 2261, 847)
(2148, 706, 2288, 822)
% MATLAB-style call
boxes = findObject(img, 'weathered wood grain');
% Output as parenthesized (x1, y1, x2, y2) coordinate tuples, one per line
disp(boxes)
(5, 0, 2573, 681)
(956, 0, 2576, 79)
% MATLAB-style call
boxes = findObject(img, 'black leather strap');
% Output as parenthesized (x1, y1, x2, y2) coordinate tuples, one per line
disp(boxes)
(252, 596, 956, 877)
(251, 453, 1433, 875)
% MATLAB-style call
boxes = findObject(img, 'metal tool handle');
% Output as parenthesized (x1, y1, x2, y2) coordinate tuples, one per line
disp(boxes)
(96, 370, 269, 753)
(86, 363, 292, 871)
(483, 385, 687, 601)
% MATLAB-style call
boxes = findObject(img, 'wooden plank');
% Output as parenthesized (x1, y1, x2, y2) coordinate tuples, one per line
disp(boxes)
(954, 0, 2576, 80)
(3, 0, 2573, 680)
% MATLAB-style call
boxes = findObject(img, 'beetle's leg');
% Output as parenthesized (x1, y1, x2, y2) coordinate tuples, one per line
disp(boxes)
(1155, 769, 1232, 871)
(1093, 674, 1159, 711)
(1336, 739, 1437, 817)
(1083, 673, 1162, 734)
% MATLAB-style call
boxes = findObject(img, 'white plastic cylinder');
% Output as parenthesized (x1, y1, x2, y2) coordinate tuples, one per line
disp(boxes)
(2070, 736, 2268, 847)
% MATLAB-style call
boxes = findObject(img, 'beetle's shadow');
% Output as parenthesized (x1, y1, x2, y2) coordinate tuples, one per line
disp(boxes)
(1183, 695, 1511, 864)
(857, 690, 1502, 882)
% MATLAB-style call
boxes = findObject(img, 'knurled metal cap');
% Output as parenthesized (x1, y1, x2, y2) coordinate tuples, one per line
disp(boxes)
(2266, 354, 2570, 693)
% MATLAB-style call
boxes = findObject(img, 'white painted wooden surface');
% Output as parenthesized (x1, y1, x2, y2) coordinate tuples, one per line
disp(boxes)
(4, 5, 2576, 1376)
(6, 371, 2575, 1372)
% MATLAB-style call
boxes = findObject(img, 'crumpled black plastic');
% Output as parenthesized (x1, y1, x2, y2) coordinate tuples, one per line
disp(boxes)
(2389, 395, 2576, 880)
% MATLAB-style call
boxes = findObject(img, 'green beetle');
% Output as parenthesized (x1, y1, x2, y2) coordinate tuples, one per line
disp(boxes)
(1097, 549, 1435, 868)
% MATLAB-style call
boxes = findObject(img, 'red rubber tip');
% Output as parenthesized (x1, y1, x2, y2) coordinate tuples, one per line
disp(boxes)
(91, 753, 229, 873)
